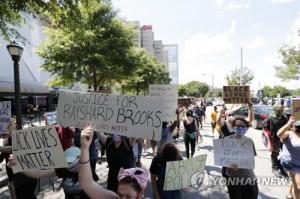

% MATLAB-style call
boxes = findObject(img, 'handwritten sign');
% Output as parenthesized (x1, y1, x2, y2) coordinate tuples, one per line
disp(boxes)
(0, 101, 11, 134)
(12, 125, 68, 173)
(163, 154, 207, 191)
(149, 84, 178, 121)
(292, 99, 300, 120)
(223, 86, 250, 104)
(56, 91, 170, 140)
(213, 137, 255, 169)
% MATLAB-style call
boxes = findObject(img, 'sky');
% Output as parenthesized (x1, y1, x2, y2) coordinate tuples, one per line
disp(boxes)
(111, 0, 300, 90)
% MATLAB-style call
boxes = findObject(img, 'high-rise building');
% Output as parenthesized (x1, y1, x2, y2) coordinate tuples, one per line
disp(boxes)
(125, 20, 141, 47)
(141, 25, 154, 56)
(163, 44, 179, 84)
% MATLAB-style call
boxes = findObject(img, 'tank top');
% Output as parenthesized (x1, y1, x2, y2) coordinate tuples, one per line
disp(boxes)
(280, 133, 300, 166)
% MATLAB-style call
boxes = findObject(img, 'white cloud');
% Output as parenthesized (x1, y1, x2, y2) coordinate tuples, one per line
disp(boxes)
(270, 0, 296, 3)
(285, 12, 300, 47)
(252, 23, 262, 29)
(225, 1, 251, 10)
(179, 21, 236, 84)
(244, 36, 266, 49)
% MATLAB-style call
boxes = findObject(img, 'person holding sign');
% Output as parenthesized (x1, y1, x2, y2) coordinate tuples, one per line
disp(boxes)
(277, 117, 300, 199)
(79, 126, 150, 199)
(150, 142, 183, 199)
(95, 130, 136, 193)
(183, 110, 199, 159)
(224, 117, 258, 199)
(8, 146, 96, 199)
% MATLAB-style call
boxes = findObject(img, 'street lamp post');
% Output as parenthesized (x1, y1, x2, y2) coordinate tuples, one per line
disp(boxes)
(7, 41, 23, 130)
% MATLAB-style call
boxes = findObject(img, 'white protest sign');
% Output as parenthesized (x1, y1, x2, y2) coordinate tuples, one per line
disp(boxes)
(292, 99, 300, 120)
(163, 154, 207, 191)
(56, 91, 169, 140)
(0, 101, 11, 134)
(213, 137, 255, 169)
(149, 84, 178, 121)
(12, 125, 68, 173)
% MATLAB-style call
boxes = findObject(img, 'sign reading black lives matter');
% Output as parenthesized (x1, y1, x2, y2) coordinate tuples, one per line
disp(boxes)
(12, 125, 68, 173)
(213, 137, 255, 169)
(223, 86, 250, 104)
(149, 84, 178, 121)
(163, 154, 207, 191)
(56, 91, 169, 140)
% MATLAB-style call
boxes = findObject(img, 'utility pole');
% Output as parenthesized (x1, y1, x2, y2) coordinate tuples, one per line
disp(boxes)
(240, 47, 243, 85)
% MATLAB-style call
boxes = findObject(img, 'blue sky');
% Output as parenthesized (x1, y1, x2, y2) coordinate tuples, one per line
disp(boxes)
(111, 0, 300, 90)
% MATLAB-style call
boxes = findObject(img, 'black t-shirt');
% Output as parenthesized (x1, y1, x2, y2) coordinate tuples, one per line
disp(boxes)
(55, 168, 90, 199)
(105, 137, 135, 192)
(14, 173, 37, 199)
(150, 154, 182, 199)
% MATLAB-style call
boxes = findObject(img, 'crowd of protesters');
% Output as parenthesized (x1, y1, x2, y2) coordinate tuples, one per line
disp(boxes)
(0, 97, 300, 199)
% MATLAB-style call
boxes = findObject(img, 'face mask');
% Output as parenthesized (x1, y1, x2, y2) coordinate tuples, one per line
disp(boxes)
(113, 134, 121, 142)
(234, 127, 248, 136)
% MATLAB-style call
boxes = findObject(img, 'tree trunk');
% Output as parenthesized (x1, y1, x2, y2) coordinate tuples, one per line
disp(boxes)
(93, 71, 97, 92)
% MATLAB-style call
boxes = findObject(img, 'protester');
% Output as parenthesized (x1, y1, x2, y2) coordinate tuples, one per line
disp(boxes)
(157, 120, 178, 151)
(277, 117, 300, 199)
(183, 110, 199, 158)
(95, 130, 136, 193)
(150, 142, 183, 199)
(210, 106, 218, 134)
(262, 104, 289, 177)
(8, 146, 97, 199)
(225, 117, 258, 199)
(0, 119, 16, 199)
(79, 126, 149, 199)
(27, 104, 35, 126)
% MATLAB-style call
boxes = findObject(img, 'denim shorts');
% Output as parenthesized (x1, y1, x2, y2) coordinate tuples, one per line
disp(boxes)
(281, 160, 300, 173)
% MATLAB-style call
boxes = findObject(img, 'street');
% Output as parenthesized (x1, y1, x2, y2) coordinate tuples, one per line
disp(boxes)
(0, 107, 290, 199)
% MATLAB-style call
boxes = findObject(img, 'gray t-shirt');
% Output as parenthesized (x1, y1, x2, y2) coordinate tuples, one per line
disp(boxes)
(280, 133, 300, 166)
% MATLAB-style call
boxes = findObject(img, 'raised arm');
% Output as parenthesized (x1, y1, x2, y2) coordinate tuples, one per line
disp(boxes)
(217, 107, 225, 127)
(95, 130, 108, 146)
(79, 126, 118, 199)
(277, 116, 295, 142)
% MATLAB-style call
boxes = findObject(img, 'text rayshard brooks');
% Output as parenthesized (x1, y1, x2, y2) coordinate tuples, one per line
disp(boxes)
(12, 126, 68, 173)
(57, 91, 170, 140)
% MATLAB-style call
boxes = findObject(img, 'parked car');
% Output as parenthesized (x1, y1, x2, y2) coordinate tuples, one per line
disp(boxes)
(233, 105, 272, 129)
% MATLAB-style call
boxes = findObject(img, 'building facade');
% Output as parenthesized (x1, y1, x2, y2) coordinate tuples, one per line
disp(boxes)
(163, 44, 179, 84)
(141, 25, 154, 56)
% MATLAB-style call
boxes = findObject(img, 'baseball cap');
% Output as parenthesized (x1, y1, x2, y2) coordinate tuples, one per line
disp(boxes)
(64, 147, 81, 163)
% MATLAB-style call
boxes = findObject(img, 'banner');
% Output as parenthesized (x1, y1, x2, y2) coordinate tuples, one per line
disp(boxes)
(56, 91, 170, 140)
(12, 125, 68, 173)
(292, 99, 300, 120)
(149, 84, 178, 121)
(0, 101, 11, 134)
(163, 154, 207, 191)
(213, 138, 255, 169)
(223, 86, 250, 104)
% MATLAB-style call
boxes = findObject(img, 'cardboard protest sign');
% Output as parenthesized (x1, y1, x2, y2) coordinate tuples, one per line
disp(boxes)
(292, 99, 300, 120)
(0, 101, 11, 134)
(12, 125, 68, 173)
(56, 91, 170, 140)
(213, 137, 255, 169)
(149, 84, 178, 121)
(223, 86, 250, 104)
(163, 154, 207, 191)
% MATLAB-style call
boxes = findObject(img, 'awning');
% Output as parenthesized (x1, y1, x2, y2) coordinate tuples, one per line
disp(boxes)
(0, 81, 49, 93)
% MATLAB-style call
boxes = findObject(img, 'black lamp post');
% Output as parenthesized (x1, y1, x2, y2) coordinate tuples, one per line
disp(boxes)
(7, 41, 23, 130)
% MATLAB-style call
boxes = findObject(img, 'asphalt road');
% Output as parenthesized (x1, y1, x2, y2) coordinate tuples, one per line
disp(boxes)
(0, 106, 290, 199)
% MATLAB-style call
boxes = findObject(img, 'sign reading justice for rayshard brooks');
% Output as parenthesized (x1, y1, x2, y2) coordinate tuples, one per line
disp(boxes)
(56, 91, 169, 140)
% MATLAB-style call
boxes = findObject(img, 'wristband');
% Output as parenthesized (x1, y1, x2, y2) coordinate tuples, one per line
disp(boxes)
(79, 159, 90, 164)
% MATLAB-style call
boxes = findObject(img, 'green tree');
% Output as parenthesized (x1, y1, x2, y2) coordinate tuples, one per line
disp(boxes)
(38, 0, 137, 91)
(178, 84, 187, 97)
(184, 81, 209, 97)
(275, 46, 300, 81)
(292, 88, 300, 96)
(262, 86, 273, 97)
(225, 67, 254, 85)
(272, 86, 291, 98)
(121, 49, 171, 95)
(0, 0, 78, 41)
